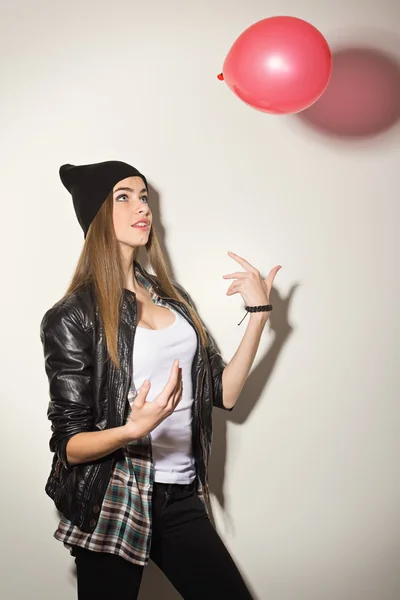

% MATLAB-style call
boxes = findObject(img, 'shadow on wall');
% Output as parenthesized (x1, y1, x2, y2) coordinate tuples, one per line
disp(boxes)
(295, 45, 400, 138)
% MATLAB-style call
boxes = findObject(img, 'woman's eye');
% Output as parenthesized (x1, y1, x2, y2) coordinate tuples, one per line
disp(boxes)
(115, 194, 148, 203)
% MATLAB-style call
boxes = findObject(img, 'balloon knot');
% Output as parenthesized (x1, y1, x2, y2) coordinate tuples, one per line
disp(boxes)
(217, 73, 224, 81)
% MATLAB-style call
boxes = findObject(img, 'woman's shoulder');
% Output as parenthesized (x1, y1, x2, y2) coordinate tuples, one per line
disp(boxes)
(40, 285, 95, 338)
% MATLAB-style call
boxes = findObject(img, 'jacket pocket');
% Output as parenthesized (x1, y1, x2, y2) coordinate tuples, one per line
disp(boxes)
(45, 455, 78, 514)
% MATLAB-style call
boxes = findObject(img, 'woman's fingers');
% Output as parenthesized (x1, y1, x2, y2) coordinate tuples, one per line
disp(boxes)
(168, 368, 183, 411)
(154, 360, 183, 414)
(157, 359, 180, 407)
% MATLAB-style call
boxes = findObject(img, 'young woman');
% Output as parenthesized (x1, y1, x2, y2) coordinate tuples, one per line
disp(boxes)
(40, 160, 281, 599)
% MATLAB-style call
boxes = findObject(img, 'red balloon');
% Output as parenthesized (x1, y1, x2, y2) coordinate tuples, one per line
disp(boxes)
(221, 16, 332, 114)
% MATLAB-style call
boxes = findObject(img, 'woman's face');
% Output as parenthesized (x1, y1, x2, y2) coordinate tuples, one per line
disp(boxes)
(112, 176, 152, 248)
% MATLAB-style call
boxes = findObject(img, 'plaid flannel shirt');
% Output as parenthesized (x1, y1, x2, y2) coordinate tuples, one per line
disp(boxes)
(54, 266, 205, 565)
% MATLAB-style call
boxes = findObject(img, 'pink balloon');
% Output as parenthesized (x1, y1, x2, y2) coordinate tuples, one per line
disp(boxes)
(221, 16, 332, 114)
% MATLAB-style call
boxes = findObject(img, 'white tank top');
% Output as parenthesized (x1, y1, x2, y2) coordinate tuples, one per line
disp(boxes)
(130, 306, 197, 484)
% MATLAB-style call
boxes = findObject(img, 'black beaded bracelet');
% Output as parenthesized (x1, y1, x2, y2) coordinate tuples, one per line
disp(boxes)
(238, 304, 273, 326)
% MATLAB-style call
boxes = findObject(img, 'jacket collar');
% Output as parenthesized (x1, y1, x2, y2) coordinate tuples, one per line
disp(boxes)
(133, 259, 162, 295)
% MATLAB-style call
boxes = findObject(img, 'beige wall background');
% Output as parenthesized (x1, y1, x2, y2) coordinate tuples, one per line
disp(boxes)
(0, 0, 398, 598)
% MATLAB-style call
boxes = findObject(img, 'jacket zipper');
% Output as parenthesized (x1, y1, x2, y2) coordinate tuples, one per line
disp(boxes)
(197, 356, 210, 503)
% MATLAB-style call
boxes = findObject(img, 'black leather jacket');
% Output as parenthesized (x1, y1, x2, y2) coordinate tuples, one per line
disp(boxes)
(40, 261, 229, 533)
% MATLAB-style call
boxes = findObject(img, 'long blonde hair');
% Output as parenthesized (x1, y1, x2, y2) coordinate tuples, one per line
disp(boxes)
(61, 192, 208, 369)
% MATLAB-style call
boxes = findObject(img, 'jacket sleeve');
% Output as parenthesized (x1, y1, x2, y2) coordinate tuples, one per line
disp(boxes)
(40, 304, 95, 468)
(172, 281, 232, 411)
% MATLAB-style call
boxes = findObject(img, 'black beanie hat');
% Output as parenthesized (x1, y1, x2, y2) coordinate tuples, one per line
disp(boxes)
(59, 160, 148, 237)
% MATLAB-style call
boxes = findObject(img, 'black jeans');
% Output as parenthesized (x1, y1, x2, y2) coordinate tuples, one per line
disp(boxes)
(73, 481, 253, 599)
